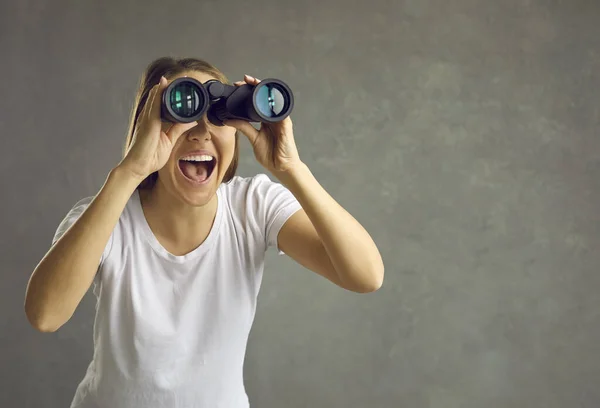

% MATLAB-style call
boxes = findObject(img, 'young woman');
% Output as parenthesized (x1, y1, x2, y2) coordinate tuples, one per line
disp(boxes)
(24, 57, 384, 408)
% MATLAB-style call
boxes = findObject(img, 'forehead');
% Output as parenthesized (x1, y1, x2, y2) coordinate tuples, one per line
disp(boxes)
(169, 70, 218, 84)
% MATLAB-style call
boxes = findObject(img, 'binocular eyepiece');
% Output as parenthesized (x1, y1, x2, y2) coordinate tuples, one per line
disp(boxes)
(161, 77, 294, 126)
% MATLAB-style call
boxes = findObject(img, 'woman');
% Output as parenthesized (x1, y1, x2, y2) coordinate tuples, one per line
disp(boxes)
(24, 57, 384, 408)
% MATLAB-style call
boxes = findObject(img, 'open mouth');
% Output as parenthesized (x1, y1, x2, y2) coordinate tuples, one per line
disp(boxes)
(178, 154, 217, 184)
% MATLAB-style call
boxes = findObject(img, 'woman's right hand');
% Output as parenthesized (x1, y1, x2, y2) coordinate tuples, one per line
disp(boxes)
(119, 76, 198, 181)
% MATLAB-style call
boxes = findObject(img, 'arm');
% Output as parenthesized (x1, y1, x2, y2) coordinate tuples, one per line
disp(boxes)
(24, 166, 141, 332)
(276, 163, 384, 293)
(225, 76, 383, 293)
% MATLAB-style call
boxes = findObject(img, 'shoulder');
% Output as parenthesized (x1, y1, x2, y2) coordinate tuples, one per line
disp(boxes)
(221, 173, 275, 189)
(219, 173, 281, 202)
(55, 196, 95, 229)
(55, 193, 134, 240)
(218, 173, 300, 229)
(53, 196, 99, 244)
(69, 196, 95, 211)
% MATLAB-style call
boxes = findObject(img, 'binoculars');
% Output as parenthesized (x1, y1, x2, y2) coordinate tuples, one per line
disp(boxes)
(160, 77, 294, 126)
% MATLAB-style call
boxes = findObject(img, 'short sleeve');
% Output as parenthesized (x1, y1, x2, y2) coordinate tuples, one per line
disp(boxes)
(52, 196, 113, 269)
(248, 174, 302, 254)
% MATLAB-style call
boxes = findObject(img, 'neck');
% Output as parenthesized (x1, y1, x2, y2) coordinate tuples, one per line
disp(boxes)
(139, 180, 218, 246)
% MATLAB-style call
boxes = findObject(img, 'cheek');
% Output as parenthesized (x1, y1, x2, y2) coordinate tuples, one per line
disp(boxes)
(157, 149, 180, 178)
(218, 131, 237, 166)
(157, 161, 174, 181)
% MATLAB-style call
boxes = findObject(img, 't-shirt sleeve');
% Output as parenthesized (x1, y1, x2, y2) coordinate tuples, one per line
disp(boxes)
(52, 196, 113, 269)
(249, 174, 302, 254)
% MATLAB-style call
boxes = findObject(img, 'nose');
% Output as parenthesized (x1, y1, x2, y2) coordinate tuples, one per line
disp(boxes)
(186, 117, 212, 141)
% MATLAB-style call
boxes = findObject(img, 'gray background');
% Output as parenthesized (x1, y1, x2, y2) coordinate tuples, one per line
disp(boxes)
(1, 0, 599, 407)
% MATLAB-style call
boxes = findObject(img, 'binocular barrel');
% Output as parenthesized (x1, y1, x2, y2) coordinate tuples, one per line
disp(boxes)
(161, 77, 294, 126)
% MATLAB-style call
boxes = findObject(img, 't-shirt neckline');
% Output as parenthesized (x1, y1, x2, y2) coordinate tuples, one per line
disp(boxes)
(132, 188, 224, 263)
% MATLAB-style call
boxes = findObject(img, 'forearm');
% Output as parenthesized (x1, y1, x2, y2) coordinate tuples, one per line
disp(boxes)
(276, 163, 384, 291)
(25, 165, 141, 332)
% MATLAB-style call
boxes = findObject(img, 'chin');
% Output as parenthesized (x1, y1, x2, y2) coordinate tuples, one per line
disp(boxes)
(177, 188, 216, 207)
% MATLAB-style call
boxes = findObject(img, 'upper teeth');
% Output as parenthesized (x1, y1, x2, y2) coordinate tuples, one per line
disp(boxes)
(181, 155, 214, 162)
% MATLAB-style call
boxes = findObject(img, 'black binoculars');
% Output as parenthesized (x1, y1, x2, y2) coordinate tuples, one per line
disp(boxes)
(160, 77, 294, 126)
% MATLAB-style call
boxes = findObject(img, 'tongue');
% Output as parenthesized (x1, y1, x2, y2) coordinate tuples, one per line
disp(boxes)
(181, 161, 208, 182)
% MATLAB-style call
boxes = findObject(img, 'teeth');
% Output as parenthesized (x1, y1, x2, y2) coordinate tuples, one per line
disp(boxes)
(180, 155, 214, 162)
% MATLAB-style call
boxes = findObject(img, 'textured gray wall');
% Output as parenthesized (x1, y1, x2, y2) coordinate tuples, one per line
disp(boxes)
(2, 0, 599, 407)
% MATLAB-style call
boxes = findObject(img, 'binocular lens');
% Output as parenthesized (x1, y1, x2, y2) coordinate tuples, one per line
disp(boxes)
(255, 83, 287, 118)
(169, 82, 206, 118)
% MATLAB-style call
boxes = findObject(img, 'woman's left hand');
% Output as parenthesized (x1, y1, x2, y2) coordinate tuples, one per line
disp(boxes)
(224, 74, 303, 177)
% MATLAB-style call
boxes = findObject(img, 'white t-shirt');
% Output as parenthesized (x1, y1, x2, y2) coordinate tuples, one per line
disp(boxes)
(52, 174, 302, 408)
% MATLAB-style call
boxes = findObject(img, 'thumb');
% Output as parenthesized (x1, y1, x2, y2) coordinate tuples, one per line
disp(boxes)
(224, 119, 260, 145)
(166, 121, 198, 142)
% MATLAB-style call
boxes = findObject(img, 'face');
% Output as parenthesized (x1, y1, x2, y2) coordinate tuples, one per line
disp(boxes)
(155, 70, 237, 207)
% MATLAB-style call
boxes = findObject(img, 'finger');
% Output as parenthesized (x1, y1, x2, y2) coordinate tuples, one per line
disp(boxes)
(244, 74, 261, 85)
(281, 115, 293, 131)
(165, 121, 199, 143)
(233, 80, 245, 86)
(142, 81, 160, 123)
(150, 76, 167, 122)
(161, 121, 175, 134)
(224, 119, 260, 145)
(139, 84, 157, 124)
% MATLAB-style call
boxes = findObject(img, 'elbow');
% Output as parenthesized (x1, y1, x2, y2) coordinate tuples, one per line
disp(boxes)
(355, 277, 383, 293)
(32, 322, 60, 333)
(24, 302, 63, 333)
(369, 275, 384, 292)
(26, 311, 62, 333)
(355, 255, 385, 293)
(24, 276, 67, 333)
(346, 266, 385, 294)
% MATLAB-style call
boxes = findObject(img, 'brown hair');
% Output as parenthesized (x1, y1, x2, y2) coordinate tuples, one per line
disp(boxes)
(123, 57, 240, 189)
